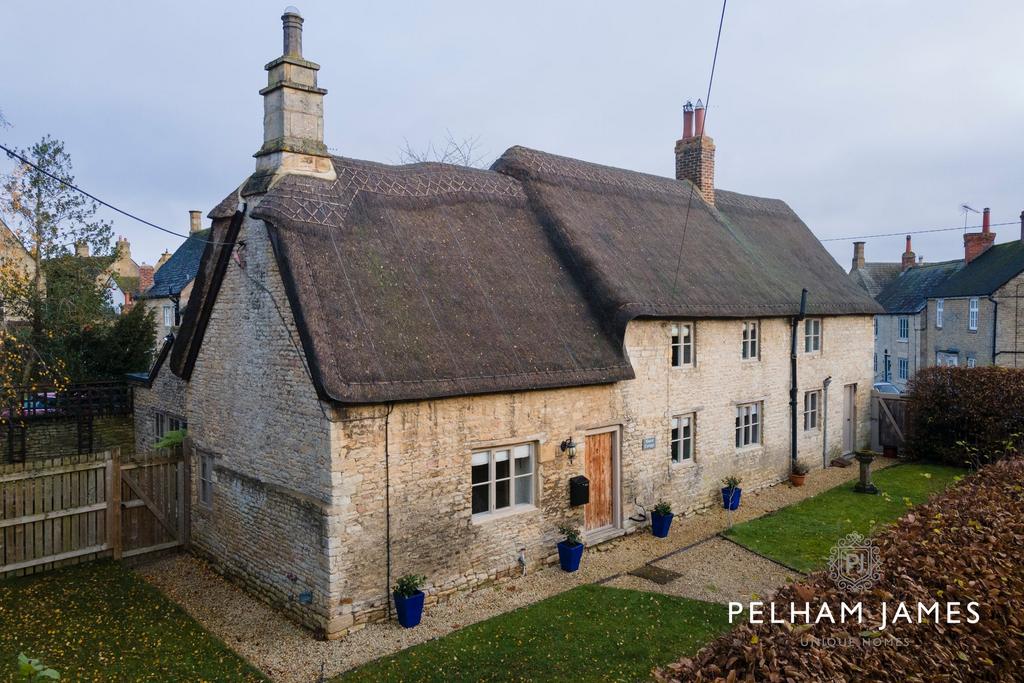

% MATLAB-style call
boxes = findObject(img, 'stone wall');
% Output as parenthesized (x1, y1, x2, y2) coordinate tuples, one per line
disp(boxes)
(873, 312, 926, 390)
(994, 272, 1024, 368)
(328, 315, 873, 636)
(0, 415, 134, 461)
(132, 364, 187, 456)
(185, 208, 337, 635)
(927, 296, 995, 367)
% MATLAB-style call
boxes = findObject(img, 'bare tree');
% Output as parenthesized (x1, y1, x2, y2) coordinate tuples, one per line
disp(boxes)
(399, 130, 487, 168)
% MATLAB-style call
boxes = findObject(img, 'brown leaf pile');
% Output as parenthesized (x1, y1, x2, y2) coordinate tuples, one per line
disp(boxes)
(655, 458, 1024, 682)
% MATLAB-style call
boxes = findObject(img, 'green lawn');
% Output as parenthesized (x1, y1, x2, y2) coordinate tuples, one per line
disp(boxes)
(0, 561, 266, 683)
(723, 463, 963, 572)
(337, 585, 730, 683)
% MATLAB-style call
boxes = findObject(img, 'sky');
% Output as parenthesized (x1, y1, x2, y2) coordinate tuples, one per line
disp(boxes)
(2, 1, 1022, 268)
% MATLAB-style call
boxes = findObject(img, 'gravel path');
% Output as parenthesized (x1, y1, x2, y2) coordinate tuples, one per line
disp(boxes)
(604, 537, 798, 604)
(137, 459, 895, 683)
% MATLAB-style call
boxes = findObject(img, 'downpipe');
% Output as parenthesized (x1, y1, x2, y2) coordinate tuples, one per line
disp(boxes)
(790, 289, 808, 470)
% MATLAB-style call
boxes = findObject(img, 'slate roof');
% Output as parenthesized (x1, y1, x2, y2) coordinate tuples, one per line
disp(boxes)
(173, 148, 880, 404)
(141, 229, 211, 299)
(931, 241, 1024, 298)
(874, 260, 964, 314)
(848, 262, 902, 298)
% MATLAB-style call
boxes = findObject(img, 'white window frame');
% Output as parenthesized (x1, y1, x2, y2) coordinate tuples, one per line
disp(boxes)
(670, 323, 694, 368)
(803, 390, 821, 431)
(936, 352, 959, 367)
(968, 298, 979, 331)
(735, 402, 762, 449)
(967, 357, 976, 368)
(804, 318, 821, 353)
(741, 321, 759, 360)
(898, 357, 909, 380)
(199, 451, 214, 508)
(936, 299, 944, 328)
(670, 414, 694, 463)
(471, 443, 535, 518)
(162, 304, 174, 327)
(897, 317, 909, 341)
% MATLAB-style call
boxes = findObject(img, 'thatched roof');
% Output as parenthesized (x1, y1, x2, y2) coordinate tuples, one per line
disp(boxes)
(172, 148, 880, 403)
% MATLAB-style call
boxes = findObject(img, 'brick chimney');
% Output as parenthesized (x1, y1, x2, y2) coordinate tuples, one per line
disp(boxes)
(964, 207, 996, 264)
(253, 7, 335, 182)
(74, 241, 89, 257)
(901, 235, 916, 271)
(189, 210, 202, 234)
(674, 99, 715, 205)
(138, 264, 154, 294)
(851, 241, 866, 270)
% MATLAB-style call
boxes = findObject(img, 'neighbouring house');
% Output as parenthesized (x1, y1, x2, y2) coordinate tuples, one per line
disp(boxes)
(0, 216, 41, 325)
(851, 209, 1024, 385)
(72, 238, 154, 312)
(134, 9, 879, 638)
(138, 211, 210, 342)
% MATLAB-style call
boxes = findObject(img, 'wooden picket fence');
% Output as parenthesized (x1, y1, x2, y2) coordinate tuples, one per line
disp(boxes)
(0, 446, 186, 577)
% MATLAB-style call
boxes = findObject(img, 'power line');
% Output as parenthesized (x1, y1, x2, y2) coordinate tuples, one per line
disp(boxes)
(0, 142, 235, 247)
(820, 221, 1018, 242)
(671, 0, 728, 296)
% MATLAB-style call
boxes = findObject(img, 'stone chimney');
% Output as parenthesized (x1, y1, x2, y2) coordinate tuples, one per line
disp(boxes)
(253, 7, 335, 182)
(74, 241, 89, 257)
(115, 236, 131, 261)
(901, 235, 916, 271)
(155, 250, 172, 272)
(851, 241, 865, 271)
(964, 207, 996, 264)
(139, 264, 154, 293)
(674, 99, 715, 205)
(189, 210, 203, 234)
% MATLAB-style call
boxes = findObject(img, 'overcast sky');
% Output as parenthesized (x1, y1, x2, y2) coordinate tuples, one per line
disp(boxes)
(3, 1, 1022, 268)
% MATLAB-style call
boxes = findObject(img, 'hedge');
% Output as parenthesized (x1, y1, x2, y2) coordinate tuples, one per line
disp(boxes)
(655, 458, 1024, 682)
(905, 366, 1024, 466)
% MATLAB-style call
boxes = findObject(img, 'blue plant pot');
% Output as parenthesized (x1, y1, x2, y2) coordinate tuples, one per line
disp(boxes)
(651, 511, 674, 538)
(557, 540, 584, 572)
(393, 590, 425, 628)
(721, 486, 742, 511)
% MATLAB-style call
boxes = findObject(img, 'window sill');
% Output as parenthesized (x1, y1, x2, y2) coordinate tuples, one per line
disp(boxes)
(671, 458, 696, 469)
(471, 504, 538, 525)
(670, 364, 696, 371)
(735, 444, 764, 454)
(897, 339, 909, 343)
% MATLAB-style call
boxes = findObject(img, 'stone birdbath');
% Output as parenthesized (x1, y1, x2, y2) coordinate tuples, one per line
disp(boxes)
(853, 450, 880, 494)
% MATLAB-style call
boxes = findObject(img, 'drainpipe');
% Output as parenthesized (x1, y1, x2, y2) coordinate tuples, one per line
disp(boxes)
(384, 403, 394, 620)
(988, 295, 998, 364)
(822, 376, 832, 468)
(790, 289, 808, 471)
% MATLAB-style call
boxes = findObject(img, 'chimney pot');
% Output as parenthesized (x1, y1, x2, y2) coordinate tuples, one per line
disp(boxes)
(189, 210, 202, 234)
(901, 235, 916, 271)
(693, 99, 706, 137)
(682, 101, 694, 140)
(851, 241, 865, 271)
(982, 207, 991, 233)
(282, 7, 303, 57)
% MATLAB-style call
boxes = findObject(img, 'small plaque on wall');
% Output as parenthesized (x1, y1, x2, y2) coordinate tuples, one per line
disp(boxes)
(642, 436, 656, 450)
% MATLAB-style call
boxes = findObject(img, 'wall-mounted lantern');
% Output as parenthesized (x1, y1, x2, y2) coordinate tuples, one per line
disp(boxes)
(560, 436, 577, 464)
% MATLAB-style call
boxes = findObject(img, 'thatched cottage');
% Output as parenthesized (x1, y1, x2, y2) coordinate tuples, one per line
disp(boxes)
(134, 9, 880, 638)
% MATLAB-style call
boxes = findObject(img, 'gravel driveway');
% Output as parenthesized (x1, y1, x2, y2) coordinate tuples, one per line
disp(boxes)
(137, 459, 893, 683)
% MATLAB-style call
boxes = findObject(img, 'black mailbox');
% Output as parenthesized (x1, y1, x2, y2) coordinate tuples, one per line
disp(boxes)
(569, 475, 590, 507)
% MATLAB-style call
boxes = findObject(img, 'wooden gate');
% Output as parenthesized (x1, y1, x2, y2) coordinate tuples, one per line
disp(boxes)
(0, 447, 185, 577)
(873, 393, 909, 453)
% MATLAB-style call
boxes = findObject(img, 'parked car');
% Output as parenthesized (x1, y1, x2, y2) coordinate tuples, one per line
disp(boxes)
(872, 382, 902, 396)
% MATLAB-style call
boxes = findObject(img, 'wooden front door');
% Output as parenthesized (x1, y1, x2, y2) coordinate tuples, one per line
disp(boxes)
(584, 431, 614, 532)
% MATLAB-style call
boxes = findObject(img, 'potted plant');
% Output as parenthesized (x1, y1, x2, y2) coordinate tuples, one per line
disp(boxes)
(721, 476, 742, 510)
(392, 574, 427, 628)
(790, 462, 809, 487)
(556, 523, 584, 572)
(650, 500, 674, 538)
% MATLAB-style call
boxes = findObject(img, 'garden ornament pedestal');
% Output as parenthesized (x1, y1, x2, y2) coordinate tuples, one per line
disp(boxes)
(853, 451, 880, 494)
